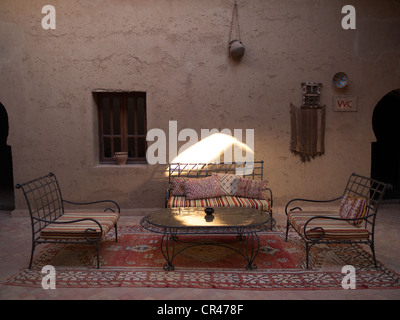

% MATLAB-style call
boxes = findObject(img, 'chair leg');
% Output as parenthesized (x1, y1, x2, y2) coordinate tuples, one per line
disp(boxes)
(270, 211, 273, 231)
(305, 242, 310, 270)
(28, 242, 36, 269)
(370, 242, 378, 268)
(96, 242, 100, 269)
(114, 223, 118, 242)
(285, 220, 290, 241)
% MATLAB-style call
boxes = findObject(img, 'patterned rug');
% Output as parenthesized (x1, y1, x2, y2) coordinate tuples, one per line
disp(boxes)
(4, 225, 400, 291)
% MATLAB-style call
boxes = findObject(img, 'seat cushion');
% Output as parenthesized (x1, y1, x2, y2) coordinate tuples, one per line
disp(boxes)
(167, 195, 271, 211)
(40, 212, 120, 241)
(288, 210, 370, 240)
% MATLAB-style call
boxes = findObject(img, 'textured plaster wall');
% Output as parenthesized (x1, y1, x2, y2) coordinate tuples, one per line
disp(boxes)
(1, 0, 399, 213)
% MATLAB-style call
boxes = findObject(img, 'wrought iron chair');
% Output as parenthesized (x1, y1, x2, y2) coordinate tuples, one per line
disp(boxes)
(285, 173, 392, 269)
(16, 172, 120, 269)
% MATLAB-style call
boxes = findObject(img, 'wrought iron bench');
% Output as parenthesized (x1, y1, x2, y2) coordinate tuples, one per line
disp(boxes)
(165, 161, 273, 228)
(285, 173, 392, 269)
(16, 172, 120, 269)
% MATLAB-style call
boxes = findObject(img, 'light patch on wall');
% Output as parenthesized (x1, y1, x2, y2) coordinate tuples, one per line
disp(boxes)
(169, 133, 254, 173)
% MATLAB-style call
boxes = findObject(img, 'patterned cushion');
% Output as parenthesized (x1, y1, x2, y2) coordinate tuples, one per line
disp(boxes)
(184, 175, 224, 200)
(236, 178, 268, 200)
(212, 173, 240, 196)
(288, 211, 370, 240)
(167, 195, 271, 211)
(40, 212, 120, 240)
(339, 194, 367, 227)
(170, 177, 188, 196)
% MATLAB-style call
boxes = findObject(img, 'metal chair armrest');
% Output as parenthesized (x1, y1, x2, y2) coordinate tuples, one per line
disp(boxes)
(285, 196, 342, 215)
(63, 199, 120, 213)
(263, 187, 273, 208)
(165, 187, 173, 208)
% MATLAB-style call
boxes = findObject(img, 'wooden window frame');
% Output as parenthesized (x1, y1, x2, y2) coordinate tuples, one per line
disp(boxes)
(95, 91, 147, 164)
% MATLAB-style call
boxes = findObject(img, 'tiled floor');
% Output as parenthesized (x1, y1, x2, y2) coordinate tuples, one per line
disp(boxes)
(1, 205, 400, 300)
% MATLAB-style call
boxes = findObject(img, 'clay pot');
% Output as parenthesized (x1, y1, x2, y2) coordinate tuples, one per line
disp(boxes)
(229, 39, 245, 60)
(114, 152, 128, 165)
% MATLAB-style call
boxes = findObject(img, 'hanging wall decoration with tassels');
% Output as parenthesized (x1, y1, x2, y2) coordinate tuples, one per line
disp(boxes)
(290, 83, 326, 162)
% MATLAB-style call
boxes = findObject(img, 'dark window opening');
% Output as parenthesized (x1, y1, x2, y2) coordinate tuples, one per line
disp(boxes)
(94, 92, 147, 164)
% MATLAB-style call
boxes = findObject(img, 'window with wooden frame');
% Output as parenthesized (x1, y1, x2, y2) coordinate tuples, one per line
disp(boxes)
(94, 91, 147, 164)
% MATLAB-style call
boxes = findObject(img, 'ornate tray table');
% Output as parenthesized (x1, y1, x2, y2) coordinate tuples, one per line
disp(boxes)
(140, 207, 275, 271)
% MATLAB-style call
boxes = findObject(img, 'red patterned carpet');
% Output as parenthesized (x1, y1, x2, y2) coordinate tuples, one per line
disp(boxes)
(4, 225, 400, 291)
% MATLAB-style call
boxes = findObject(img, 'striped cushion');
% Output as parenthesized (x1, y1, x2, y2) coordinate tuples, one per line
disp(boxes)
(40, 212, 120, 241)
(167, 195, 271, 211)
(339, 194, 367, 227)
(288, 211, 370, 240)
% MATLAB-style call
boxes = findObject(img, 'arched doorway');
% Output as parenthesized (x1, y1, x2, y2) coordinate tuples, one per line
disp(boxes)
(0, 102, 15, 211)
(371, 89, 400, 201)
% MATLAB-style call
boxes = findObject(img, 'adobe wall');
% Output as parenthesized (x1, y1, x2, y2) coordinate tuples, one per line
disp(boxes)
(1, 0, 399, 214)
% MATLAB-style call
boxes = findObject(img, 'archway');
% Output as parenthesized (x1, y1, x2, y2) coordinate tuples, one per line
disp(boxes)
(371, 89, 400, 201)
(0, 102, 15, 211)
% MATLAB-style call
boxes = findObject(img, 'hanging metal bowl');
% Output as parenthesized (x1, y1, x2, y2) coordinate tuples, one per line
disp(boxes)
(332, 72, 348, 88)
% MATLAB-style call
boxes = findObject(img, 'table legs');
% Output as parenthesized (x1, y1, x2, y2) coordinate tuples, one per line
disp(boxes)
(244, 231, 259, 270)
(160, 230, 260, 271)
(161, 232, 176, 271)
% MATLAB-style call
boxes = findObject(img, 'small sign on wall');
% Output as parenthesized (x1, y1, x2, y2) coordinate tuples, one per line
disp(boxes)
(333, 95, 357, 112)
